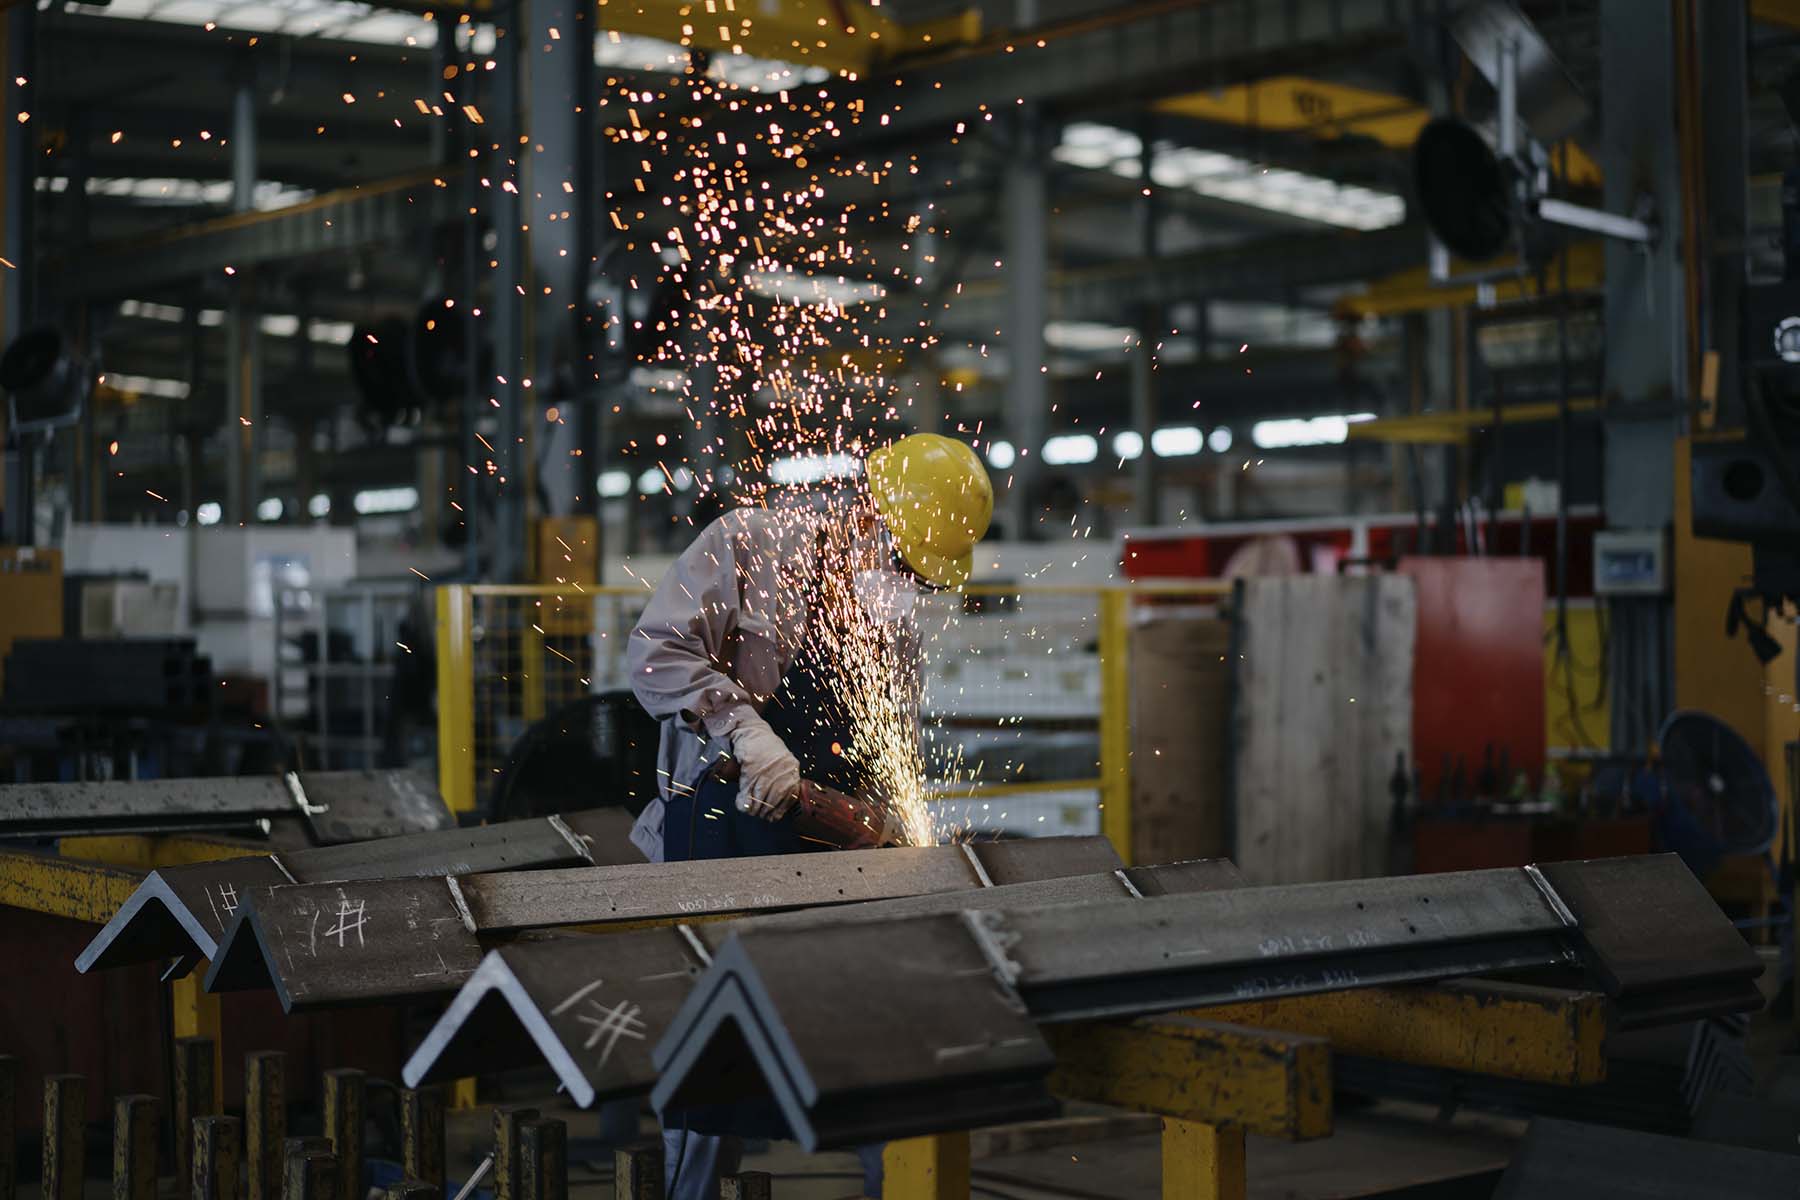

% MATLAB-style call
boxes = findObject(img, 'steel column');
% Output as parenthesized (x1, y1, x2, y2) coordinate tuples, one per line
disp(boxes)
(490, 1107, 538, 1200)
(282, 1150, 338, 1200)
(611, 1145, 661, 1200)
(399, 1088, 445, 1192)
(322, 1070, 364, 1200)
(489, 4, 527, 581)
(231, 74, 257, 213)
(720, 1173, 771, 1200)
(1162, 1121, 1245, 1200)
(245, 1053, 287, 1200)
(0, 1055, 14, 1200)
(42, 1075, 85, 1200)
(1131, 123, 1161, 524)
(192, 1116, 241, 1200)
(174, 1035, 217, 1187)
(112, 1095, 158, 1200)
(523, 0, 593, 523)
(884, 1134, 969, 1200)
(516, 1118, 565, 1200)
(1003, 111, 1049, 540)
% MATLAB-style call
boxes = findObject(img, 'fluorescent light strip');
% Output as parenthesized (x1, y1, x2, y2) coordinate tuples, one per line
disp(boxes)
(768, 452, 862, 486)
(118, 300, 354, 347)
(1054, 122, 1404, 231)
(1250, 412, 1377, 449)
(1042, 434, 1097, 465)
(100, 372, 190, 399)
(40, 176, 314, 211)
(352, 486, 419, 514)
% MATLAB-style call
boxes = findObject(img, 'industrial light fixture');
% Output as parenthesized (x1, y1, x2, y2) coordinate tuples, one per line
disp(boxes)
(1055, 123, 1405, 231)
(352, 486, 419, 515)
(1150, 426, 1203, 457)
(637, 467, 667, 495)
(985, 440, 1016, 470)
(255, 498, 284, 522)
(98, 372, 190, 400)
(307, 493, 331, 518)
(1250, 413, 1376, 449)
(597, 470, 632, 498)
(1042, 434, 1098, 465)
(767, 453, 862, 486)
(743, 272, 887, 308)
(195, 502, 222, 527)
(1046, 321, 1136, 353)
(39, 175, 314, 212)
(1111, 431, 1144, 460)
(1208, 427, 1234, 453)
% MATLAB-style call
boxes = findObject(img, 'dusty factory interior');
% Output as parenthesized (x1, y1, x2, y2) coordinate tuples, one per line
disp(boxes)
(5, 0, 1800, 1196)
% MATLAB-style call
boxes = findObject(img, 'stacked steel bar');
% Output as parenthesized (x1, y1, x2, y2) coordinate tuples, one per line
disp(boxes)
(645, 855, 1764, 1148)
(0, 769, 455, 842)
(199, 837, 1129, 1010)
(400, 859, 1246, 1105)
(75, 808, 636, 971)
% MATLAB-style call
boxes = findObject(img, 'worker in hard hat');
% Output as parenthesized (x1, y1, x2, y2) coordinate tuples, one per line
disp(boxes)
(627, 432, 992, 1199)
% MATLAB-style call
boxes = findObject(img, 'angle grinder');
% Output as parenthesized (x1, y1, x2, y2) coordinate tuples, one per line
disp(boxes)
(792, 778, 904, 849)
(708, 759, 903, 848)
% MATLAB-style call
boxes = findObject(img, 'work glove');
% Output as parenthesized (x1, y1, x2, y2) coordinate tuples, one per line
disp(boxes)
(724, 706, 800, 821)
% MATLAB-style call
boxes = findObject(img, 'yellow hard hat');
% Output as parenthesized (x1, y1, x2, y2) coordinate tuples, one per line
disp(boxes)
(866, 433, 994, 589)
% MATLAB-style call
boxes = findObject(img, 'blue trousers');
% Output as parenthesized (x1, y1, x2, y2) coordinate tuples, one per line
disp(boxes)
(661, 783, 884, 1198)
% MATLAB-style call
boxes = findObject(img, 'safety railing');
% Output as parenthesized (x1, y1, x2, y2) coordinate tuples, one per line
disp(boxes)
(436, 579, 1230, 862)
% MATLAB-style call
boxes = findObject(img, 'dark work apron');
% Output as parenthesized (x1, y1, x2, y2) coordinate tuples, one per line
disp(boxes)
(664, 626, 866, 862)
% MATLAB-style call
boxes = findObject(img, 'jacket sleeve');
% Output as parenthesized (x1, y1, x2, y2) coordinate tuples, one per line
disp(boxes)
(627, 515, 757, 737)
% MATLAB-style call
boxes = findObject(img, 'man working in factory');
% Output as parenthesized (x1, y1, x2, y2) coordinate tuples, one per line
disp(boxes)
(627, 432, 992, 1199)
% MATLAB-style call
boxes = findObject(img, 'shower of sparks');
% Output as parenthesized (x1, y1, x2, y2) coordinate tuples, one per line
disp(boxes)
(587, 49, 975, 843)
(90, 12, 1149, 844)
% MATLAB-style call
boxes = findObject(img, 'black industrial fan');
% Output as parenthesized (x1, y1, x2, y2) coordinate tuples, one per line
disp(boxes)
(1653, 710, 1780, 875)
(1410, 1, 1652, 267)
(1, 326, 87, 432)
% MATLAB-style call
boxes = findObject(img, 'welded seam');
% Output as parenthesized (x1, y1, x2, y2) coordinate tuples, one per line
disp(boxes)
(962, 910, 1023, 988)
(1522, 864, 1578, 927)
(445, 877, 478, 934)
(1113, 868, 1145, 899)
(546, 814, 591, 862)
(961, 843, 996, 889)
(677, 923, 713, 966)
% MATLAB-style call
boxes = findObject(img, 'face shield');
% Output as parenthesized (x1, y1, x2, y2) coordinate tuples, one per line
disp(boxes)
(852, 520, 933, 622)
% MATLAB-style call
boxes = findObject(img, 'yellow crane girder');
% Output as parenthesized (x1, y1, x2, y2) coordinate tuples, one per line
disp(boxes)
(1334, 239, 1605, 321)
(1157, 76, 1601, 189)
(596, 0, 979, 76)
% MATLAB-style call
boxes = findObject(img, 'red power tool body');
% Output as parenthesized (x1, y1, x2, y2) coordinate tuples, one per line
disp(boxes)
(707, 759, 903, 848)
(792, 779, 904, 849)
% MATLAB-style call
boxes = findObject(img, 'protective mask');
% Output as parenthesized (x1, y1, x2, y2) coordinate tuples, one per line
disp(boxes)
(854, 568, 917, 623)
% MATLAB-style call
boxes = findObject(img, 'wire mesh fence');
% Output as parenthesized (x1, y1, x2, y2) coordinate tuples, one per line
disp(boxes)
(437, 581, 1225, 851)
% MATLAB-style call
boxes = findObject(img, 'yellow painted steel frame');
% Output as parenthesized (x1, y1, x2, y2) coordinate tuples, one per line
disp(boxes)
(1098, 588, 1133, 864)
(1162, 1119, 1246, 1200)
(436, 586, 477, 815)
(0, 835, 254, 1106)
(0, 847, 141, 922)
(884, 1132, 971, 1200)
(1047, 1018, 1332, 1138)
(1193, 982, 1607, 1086)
